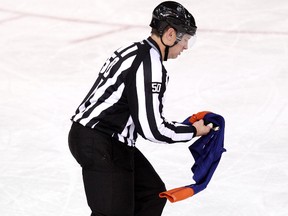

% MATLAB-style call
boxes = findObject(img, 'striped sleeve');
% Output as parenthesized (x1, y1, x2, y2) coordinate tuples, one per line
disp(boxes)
(130, 47, 196, 144)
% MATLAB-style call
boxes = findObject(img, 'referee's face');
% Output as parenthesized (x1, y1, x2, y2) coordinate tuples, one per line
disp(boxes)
(168, 34, 191, 59)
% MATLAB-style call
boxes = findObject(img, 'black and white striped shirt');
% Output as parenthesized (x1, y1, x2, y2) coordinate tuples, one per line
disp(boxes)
(71, 37, 196, 146)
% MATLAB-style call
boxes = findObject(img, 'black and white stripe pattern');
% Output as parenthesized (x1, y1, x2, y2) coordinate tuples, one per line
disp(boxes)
(71, 38, 196, 146)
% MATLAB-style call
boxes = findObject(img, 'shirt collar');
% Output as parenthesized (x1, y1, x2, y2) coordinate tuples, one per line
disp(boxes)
(146, 37, 163, 61)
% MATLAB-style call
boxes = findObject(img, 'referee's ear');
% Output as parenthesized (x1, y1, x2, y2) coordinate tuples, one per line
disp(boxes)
(162, 27, 177, 47)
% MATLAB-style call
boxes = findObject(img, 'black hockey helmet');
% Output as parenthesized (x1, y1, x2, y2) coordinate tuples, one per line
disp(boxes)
(150, 1, 197, 36)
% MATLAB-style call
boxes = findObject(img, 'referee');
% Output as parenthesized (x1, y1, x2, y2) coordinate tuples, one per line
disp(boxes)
(68, 1, 211, 216)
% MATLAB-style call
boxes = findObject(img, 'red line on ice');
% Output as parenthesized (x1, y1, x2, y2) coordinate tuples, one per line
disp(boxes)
(0, 14, 26, 24)
(1, 7, 288, 41)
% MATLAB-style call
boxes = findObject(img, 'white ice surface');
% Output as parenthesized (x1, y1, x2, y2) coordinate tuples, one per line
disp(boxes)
(1, 0, 288, 215)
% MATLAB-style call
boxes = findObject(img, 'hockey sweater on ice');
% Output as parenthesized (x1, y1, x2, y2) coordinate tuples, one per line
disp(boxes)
(159, 112, 226, 202)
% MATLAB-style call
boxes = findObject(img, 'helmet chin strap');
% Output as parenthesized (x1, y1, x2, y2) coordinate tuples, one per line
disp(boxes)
(164, 46, 169, 61)
(160, 36, 178, 61)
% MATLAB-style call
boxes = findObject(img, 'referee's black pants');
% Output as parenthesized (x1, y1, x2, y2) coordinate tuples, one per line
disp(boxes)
(68, 122, 167, 216)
